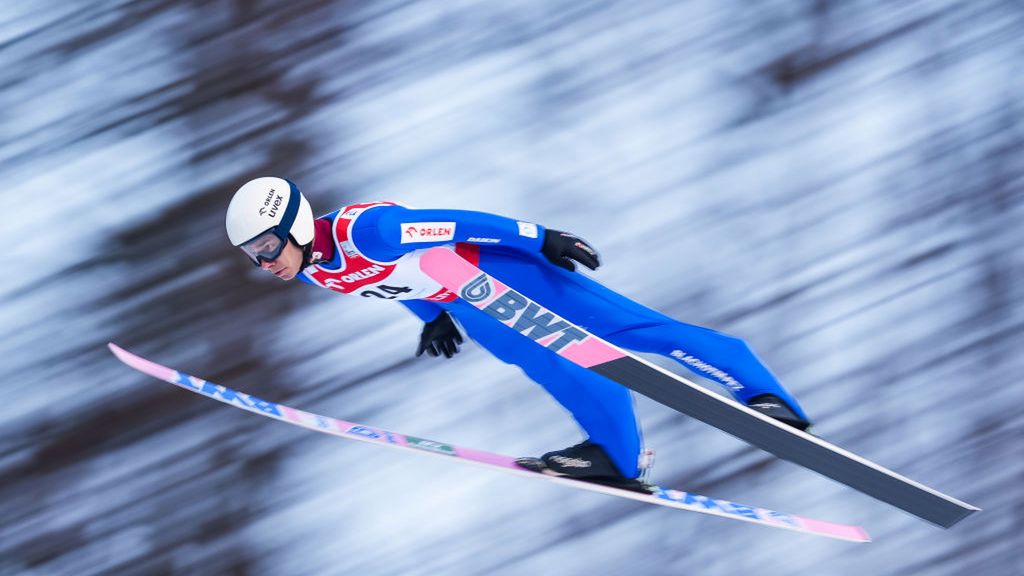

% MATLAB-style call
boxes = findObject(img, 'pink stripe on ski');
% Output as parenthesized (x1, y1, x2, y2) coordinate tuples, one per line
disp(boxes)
(420, 247, 489, 289)
(109, 343, 178, 381)
(455, 447, 520, 468)
(559, 339, 626, 368)
(797, 518, 871, 542)
(419, 247, 626, 367)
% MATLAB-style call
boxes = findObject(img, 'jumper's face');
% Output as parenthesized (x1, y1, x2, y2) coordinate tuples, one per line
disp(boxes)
(258, 239, 304, 281)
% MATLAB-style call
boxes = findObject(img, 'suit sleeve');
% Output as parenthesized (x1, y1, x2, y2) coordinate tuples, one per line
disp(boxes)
(399, 299, 444, 323)
(351, 205, 545, 262)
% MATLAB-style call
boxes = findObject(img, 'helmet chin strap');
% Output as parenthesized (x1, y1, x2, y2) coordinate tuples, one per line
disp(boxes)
(301, 241, 314, 268)
(301, 240, 325, 268)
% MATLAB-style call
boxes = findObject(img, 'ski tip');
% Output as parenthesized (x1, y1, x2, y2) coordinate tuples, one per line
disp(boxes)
(108, 342, 128, 360)
(108, 338, 143, 364)
(106, 342, 179, 383)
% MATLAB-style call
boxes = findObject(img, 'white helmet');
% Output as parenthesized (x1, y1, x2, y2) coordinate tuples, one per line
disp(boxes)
(225, 177, 315, 264)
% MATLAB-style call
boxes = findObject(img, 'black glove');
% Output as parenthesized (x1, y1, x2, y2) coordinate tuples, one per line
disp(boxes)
(416, 312, 463, 358)
(541, 229, 601, 272)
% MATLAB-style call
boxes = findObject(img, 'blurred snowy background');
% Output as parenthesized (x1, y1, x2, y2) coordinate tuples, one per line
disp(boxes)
(1, 1, 1021, 575)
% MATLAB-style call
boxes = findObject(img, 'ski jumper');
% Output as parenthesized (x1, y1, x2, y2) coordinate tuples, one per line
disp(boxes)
(297, 202, 809, 478)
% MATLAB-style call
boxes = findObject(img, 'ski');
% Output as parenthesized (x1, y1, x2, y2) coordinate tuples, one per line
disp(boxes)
(418, 247, 979, 529)
(108, 343, 869, 542)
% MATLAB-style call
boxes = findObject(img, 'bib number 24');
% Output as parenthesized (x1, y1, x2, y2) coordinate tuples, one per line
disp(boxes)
(360, 285, 413, 299)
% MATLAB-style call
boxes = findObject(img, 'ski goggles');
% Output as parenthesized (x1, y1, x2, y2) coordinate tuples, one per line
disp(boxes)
(238, 183, 301, 265)
(239, 229, 288, 265)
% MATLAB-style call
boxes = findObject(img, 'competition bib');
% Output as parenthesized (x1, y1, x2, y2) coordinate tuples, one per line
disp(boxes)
(300, 202, 478, 302)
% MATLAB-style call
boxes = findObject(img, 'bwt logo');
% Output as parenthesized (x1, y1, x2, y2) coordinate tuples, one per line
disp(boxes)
(258, 189, 283, 217)
(460, 274, 586, 353)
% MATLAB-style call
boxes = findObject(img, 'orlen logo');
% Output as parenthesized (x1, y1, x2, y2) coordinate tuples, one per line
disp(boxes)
(323, 264, 387, 289)
(258, 188, 283, 218)
(400, 222, 456, 244)
(460, 274, 586, 353)
(339, 264, 385, 283)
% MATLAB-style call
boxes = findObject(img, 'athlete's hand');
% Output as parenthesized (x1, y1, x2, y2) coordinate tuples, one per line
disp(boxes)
(541, 229, 601, 272)
(416, 312, 463, 359)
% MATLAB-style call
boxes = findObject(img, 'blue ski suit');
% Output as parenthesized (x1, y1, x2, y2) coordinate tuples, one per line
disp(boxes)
(297, 203, 809, 478)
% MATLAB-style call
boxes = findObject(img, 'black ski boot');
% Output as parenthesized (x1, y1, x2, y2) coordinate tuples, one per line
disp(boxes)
(746, 394, 812, 432)
(515, 441, 653, 494)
